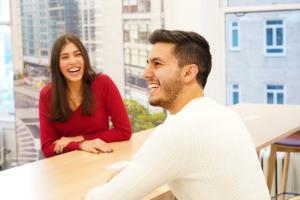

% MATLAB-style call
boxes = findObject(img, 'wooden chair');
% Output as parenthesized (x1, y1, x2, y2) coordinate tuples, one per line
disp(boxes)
(267, 131, 300, 200)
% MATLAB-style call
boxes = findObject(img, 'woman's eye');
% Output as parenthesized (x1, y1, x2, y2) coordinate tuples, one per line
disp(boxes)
(60, 56, 68, 60)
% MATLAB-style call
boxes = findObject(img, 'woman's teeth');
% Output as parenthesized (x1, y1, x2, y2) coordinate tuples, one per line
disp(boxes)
(68, 67, 80, 72)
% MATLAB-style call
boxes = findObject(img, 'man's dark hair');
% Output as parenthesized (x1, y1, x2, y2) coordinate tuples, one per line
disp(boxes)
(149, 29, 212, 88)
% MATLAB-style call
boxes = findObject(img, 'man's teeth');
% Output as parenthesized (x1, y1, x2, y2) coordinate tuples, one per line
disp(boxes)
(148, 84, 159, 89)
(68, 67, 80, 72)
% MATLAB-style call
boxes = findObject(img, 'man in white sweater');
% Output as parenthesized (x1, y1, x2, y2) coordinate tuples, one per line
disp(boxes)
(85, 29, 271, 200)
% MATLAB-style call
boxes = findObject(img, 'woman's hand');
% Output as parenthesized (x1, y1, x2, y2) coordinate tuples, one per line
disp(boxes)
(54, 136, 84, 154)
(80, 138, 113, 154)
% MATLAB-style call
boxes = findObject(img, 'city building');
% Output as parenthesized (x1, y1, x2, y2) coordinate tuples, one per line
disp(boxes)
(225, 0, 300, 105)
(122, 0, 164, 110)
(20, 0, 80, 78)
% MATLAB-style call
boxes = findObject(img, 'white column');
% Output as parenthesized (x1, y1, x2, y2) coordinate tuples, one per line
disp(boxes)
(164, 0, 226, 104)
(101, 0, 125, 97)
(10, 0, 24, 75)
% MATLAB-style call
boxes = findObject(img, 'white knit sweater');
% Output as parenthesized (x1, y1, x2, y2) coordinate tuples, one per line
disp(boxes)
(85, 97, 271, 200)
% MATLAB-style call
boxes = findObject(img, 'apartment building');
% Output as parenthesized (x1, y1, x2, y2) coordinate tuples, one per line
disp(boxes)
(20, 0, 80, 78)
(122, 0, 164, 109)
(225, 0, 300, 105)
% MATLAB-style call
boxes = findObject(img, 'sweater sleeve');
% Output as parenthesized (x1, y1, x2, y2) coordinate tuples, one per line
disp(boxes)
(85, 123, 184, 200)
(39, 87, 80, 158)
(39, 87, 58, 157)
(83, 75, 132, 142)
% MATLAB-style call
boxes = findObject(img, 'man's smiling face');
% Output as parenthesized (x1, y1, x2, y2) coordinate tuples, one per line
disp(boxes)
(143, 42, 183, 110)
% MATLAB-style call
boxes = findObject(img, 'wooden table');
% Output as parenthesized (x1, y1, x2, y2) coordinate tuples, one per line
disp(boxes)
(231, 104, 300, 150)
(0, 129, 152, 200)
(0, 104, 300, 200)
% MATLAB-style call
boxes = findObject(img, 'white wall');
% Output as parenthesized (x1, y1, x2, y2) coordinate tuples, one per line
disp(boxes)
(164, 0, 226, 104)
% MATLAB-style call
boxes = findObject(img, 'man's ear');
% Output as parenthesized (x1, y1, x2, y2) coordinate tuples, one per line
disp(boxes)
(183, 64, 198, 83)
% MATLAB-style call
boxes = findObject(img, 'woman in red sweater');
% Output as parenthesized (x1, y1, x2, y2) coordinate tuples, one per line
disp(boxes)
(39, 34, 132, 158)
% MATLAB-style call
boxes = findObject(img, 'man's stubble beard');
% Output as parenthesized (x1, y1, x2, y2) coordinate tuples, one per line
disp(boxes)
(149, 75, 183, 110)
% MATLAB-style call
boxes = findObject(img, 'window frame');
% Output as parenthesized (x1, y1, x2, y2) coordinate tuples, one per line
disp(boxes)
(264, 19, 285, 56)
(230, 83, 240, 105)
(229, 21, 240, 51)
(265, 84, 285, 104)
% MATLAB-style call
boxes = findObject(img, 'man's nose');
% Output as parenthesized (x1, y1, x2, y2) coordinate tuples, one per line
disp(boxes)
(143, 66, 152, 80)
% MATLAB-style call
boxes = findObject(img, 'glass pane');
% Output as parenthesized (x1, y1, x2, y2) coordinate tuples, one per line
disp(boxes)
(131, 49, 139, 65)
(266, 48, 283, 53)
(277, 93, 284, 104)
(232, 22, 238, 27)
(232, 29, 238, 47)
(0, 0, 10, 22)
(267, 92, 274, 104)
(267, 20, 283, 25)
(267, 85, 283, 90)
(276, 28, 283, 46)
(0, 25, 15, 112)
(266, 28, 273, 46)
(138, 50, 147, 66)
(233, 92, 239, 104)
(124, 49, 130, 64)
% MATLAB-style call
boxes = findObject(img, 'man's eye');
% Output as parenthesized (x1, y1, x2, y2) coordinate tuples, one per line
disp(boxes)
(154, 62, 161, 66)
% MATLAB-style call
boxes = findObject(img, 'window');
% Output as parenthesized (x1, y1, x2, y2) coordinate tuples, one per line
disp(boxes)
(265, 20, 284, 55)
(138, 49, 148, 66)
(138, 24, 150, 43)
(123, 0, 138, 13)
(0, 25, 15, 112)
(40, 50, 48, 56)
(40, 27, 47, 33)
(124, 48, 130, 64)
(40, 11, 46, 17)
(123, 0, 150, 13)
(266, 85, 284, 104)
(40, 42, 47, 48)
(125, 48, 148, 67)
(40, 19, 46, 25)
(138, 0, 151, 12)
(230, 21, 239, 50)
(230, 83, 240, 105)
(40, 34, 47, 40)
(123, 22, 151, 44)
(129, 24, 138, 43)
(125, 73, 147, 89)
(131, 49, 139, 66)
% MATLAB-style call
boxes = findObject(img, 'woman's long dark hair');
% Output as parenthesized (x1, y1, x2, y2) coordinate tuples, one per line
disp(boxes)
(50, 33, 97, 122)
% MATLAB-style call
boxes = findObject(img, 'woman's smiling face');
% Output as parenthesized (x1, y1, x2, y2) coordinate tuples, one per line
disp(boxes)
(59, 42, 85, 85)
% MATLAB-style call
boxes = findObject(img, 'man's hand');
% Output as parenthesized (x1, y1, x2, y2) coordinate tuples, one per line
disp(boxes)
(54, 136, 84, 154)
(80, 138, 113, 154)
